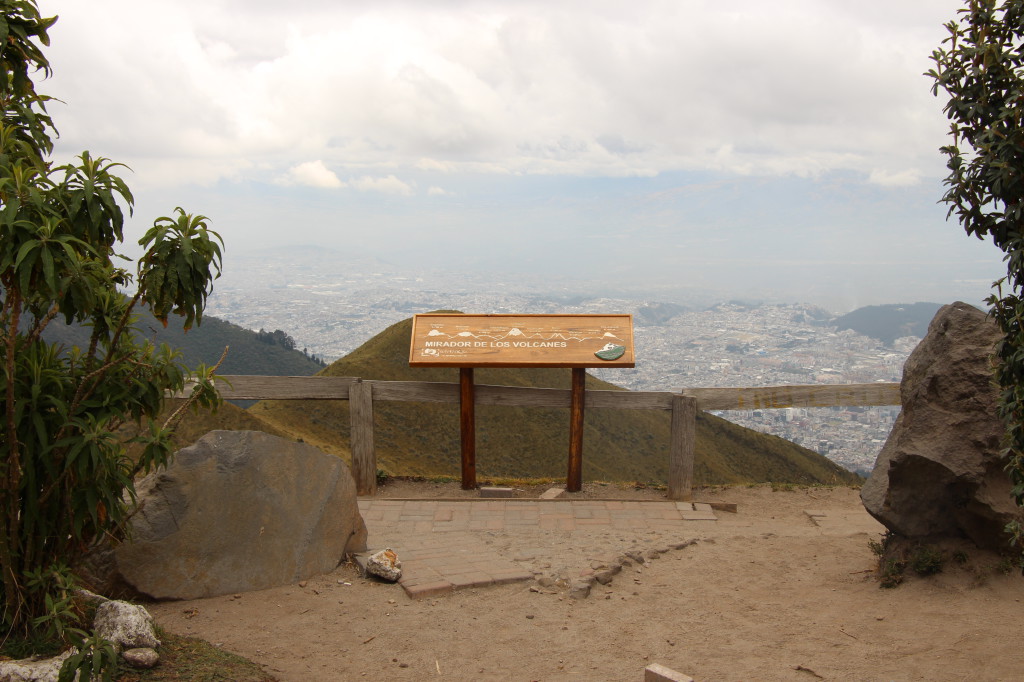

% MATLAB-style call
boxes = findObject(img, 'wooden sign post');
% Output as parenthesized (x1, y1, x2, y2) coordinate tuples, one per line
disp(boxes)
(459, 367, 476, 490)
(410, 313, 635, 492)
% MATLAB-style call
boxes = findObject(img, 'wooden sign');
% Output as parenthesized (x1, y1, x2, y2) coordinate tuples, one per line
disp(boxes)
(409, 313, 635, 368)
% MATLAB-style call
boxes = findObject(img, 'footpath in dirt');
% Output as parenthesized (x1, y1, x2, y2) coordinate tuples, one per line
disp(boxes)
(149, 483, 1023, 681)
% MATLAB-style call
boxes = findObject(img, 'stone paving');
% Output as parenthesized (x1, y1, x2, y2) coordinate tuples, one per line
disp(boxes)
(356, 498, 718, 598)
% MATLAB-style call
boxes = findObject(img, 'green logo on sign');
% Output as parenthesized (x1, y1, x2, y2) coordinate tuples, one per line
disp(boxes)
(595, 344, 626, 361)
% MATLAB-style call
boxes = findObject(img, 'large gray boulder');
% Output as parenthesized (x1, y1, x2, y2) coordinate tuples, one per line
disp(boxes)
(861, 302, 1024, 550)
(108, 430, 367, 599)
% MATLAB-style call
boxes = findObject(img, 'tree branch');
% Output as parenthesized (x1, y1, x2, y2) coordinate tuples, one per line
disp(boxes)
(161, 345, 228, 434)
(2, 288, 24, 605)
(23, 301, 59, 345)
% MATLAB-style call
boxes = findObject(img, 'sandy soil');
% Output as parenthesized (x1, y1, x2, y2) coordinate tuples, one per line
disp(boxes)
(148, 485, 1023, 681)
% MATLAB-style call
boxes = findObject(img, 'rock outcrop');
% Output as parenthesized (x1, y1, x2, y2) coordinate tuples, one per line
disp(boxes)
(861, 302, 1024, 550)
(102, 430, 367, 599)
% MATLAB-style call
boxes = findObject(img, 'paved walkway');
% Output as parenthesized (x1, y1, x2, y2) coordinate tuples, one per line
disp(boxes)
(356, 498, 719, 598)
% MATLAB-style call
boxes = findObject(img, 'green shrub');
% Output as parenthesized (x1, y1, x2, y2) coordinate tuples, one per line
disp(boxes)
(909, 544, 944, 576)
(995, 554, 1022, 576)
(868, 532, 892, 557)
(879, 558, 906, 589)
(0, 0, 222, 661)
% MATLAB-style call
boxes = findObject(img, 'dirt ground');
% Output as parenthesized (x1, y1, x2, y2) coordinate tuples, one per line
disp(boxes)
(148, 484, 1023, 681)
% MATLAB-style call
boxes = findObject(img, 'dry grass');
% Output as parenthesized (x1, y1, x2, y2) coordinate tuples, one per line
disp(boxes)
(115, 628, 273, 682)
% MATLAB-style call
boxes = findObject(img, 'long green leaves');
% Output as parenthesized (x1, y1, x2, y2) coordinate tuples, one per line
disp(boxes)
(0, 0, 224, 644)
(138, 208, 223, 330)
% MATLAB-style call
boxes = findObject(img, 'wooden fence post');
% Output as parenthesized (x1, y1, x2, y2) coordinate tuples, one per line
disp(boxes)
(668, 395, 697, 501)
(460, 368, 477, 490)
(350, 380, 376, 495)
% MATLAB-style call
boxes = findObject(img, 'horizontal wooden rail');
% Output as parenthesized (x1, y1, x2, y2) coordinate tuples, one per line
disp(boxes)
(680, 383, 901, 411)
(197, 376, 900, 411)
(183, 376, 683, 410)
(209, 375, 359, 400)
(174, 375, 901, 498)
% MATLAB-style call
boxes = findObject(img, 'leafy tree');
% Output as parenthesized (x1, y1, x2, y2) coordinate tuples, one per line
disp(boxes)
(256, 327, 297, 350)
(927, 0, 1024, 552)
(0, 0, 223, 650)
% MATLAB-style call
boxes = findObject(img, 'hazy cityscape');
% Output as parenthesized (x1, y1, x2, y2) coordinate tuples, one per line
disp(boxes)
(199, 248, 931, 477)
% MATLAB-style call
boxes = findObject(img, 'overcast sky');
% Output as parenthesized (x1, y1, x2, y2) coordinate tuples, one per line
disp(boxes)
(40, 0, 1003, 311)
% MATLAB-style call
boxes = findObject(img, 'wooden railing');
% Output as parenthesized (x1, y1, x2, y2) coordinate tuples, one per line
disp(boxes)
(197, 376, 901, 500)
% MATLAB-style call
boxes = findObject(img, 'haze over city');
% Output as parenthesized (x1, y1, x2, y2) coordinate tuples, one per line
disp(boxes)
(43, 0, 1004, 312)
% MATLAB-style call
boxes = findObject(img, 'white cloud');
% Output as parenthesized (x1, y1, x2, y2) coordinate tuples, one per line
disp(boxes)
(34, 0, 1006, 310)
(352, 175, 415, 195)
(277, 160, 345, 188)
(868, 169, 922, 187)
(43, 0, 966, 187)
(416, 158, 455, 173)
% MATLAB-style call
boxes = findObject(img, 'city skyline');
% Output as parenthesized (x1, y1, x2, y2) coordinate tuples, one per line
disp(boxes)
(41, 0, 1003, 310)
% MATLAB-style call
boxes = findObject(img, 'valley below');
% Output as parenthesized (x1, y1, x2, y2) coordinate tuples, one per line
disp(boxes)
(205, 249, 937, 476)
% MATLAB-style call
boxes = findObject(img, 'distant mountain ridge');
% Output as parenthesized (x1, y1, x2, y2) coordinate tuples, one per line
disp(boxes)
(247, 315, 861, 486)
(830, 302, 946, 346)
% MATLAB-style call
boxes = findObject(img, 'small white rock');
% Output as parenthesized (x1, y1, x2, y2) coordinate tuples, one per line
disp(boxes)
(122, 647, 160, 669)
(366, 548, 402, 582)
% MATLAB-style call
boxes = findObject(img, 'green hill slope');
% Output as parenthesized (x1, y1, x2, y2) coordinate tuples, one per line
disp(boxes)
(250, 316, 861, 486)
(42, 307, 325, 378)
(831, 302, 944, 346)
(125, 400, 290, 459)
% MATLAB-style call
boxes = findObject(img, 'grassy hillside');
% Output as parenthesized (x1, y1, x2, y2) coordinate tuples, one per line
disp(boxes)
(42, 307, 325, 378)
(122, 401, 290, 459)
(165, 400, 291, 449)
(249, 316, 861, 486)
